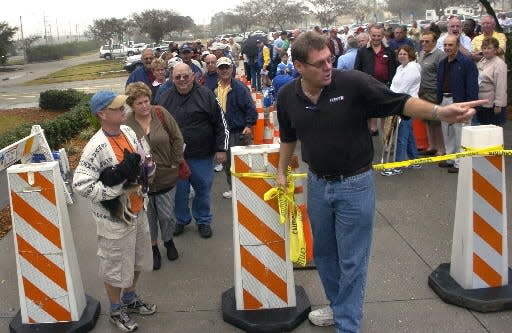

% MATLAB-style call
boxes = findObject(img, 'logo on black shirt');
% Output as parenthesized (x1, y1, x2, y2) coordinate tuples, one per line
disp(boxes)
(329, 96, 344, 103)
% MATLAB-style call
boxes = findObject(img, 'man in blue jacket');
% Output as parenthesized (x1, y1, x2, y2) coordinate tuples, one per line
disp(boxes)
(436, 34, 478, 173)
(213, 57, 257, 199)
(126, 48, 155, 87)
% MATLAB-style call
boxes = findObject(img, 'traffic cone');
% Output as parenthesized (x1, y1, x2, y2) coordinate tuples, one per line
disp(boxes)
(252, 106, 264, 145)
(263, 107, 273, 144)
(412, 118, 428, 150)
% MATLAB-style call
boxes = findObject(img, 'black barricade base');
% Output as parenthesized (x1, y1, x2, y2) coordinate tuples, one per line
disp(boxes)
(9, 294, 100, 333)
(222, 285, 311, 333)
(429, 263, 512, 312)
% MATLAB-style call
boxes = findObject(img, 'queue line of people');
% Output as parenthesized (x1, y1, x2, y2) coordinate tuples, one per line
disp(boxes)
(71, 18, 506, 332)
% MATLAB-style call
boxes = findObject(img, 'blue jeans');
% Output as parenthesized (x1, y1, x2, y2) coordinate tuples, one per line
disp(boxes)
(395, 119, 418, 162)
(175, 156, 214, 225)
(249, 63, 261, 91)
(307, 169, 375, 333)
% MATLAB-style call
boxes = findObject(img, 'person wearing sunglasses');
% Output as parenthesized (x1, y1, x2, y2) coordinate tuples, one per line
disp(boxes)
(126, 48, 155, 88)
(275, 31, 485, 333)
(157, 63, 228, 239)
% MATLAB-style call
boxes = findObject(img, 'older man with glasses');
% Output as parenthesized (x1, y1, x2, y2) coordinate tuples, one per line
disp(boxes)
(157, 63, 228, 239)
(436, 16, 472, 56)
(126, 48, 155, 87)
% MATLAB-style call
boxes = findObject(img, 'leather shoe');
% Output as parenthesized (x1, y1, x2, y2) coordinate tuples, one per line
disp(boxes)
(438, 161, 453, 168)
(152, 246, 161, 270)
(174, 224, 185, 236)
(198, 224, 212, 238)
(448, 167, 459, 173)
(164, 239, 178, 260)
(419, 149, 437, 156)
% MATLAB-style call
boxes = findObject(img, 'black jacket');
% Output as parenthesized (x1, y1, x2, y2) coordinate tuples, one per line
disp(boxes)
(354, 45, 398, 86)
(157, 83, 229, 159)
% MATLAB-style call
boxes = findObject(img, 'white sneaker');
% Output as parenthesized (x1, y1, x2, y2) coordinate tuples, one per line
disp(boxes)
(214, 163, 223, 172)
(380, 168, 402, 176)
(222, 190, 232, 199)
(308, 306, 334, 326)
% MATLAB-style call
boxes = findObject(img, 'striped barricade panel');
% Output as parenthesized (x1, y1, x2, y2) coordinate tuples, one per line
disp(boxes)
(231, 145, 296, 310)
(9, 168, 72, 323)
(472, 155, 507, 287)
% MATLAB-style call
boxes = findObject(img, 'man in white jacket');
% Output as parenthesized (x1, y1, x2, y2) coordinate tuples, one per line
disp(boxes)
(73, 91, 156, 332)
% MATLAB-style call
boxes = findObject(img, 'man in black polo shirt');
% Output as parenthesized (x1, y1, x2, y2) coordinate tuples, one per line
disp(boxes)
(276, 31, 484, 333)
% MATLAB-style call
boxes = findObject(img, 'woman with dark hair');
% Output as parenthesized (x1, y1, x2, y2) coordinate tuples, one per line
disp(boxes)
(475, 37, 508, 126)
(382, 45, 421, 176)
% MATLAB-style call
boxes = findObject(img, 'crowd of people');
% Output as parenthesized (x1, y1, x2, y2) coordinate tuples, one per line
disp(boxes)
(72, 15, 506, 332)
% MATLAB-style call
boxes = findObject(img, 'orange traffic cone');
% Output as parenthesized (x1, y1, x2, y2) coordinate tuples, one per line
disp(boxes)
(252, 106, 264, 145)
(412, 118, 428, 150)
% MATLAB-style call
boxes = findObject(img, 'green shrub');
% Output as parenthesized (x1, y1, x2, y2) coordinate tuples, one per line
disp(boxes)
(26, 40, 100, 62)
(39, 89, 87, 110)
(0, 93, 93, 150)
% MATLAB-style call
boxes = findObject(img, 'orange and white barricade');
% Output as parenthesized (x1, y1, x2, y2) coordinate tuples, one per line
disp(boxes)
(222, 144, 310, 332)
(429, 125, 512, 312)
(2, 126, 100, 332)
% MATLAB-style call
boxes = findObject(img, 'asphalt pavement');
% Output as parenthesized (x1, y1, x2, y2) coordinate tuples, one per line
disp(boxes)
(0, 55, 511, 332)
(1, 129, 512, 332)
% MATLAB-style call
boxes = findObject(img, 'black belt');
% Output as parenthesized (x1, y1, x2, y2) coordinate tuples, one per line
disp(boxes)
(442, 93, 453, 97)
(313, 164, 371, 182)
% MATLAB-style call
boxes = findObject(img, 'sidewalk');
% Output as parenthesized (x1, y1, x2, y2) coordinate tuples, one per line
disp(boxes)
(1, 126, 512, 332)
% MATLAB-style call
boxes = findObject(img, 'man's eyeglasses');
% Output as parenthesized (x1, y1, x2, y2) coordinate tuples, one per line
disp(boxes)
(420, 40, 432, 44)
(173, 74, 190, 81)
(303, 55, 335, 69)
(143, 57, 154, 61)
(205, 61, 217, 64)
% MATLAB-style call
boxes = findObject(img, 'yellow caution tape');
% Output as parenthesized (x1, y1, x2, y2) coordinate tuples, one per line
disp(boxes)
(373, 145, 509, 170)
(232, 167, 308, 266)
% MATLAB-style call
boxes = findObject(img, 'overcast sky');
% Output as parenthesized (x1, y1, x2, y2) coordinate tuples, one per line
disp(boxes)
(4, 1, 242, 38)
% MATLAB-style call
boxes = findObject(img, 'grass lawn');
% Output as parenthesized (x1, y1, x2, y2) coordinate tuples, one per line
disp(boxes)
(0, 114, 26, 134)
(23, 59, 128, 85)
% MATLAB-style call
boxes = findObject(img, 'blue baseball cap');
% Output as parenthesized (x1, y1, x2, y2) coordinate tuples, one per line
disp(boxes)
(90, 91, 127, 114)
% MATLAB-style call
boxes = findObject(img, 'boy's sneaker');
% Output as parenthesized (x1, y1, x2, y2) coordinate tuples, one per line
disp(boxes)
(214, 163, 224, 172)
(123, 294, 157, 315)
(222, 190, 232, 199)
(110, 308, 138, 332)
(308, 306, 335, 326)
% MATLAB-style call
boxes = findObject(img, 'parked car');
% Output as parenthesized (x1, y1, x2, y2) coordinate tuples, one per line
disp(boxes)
(124, 54, 142, 73)
(218, 33, 244, 43)
(131, 43, 147, 53)
(99, 44, 136, 60)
